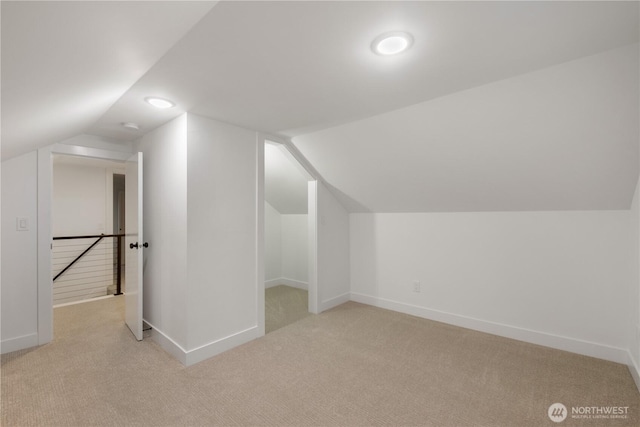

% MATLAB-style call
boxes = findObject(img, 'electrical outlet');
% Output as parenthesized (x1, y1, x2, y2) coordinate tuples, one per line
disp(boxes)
(413, 281, 421, 293)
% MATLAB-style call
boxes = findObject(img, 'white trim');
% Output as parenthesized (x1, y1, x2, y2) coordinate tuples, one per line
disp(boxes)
(185, 326, 259, 366)
(51, 143, 132, 162)
(627, 350, 640, 394)
(53, 294, 115, 308)
(145, 320, 259, 367)
(265, 278, 281, 288)
(1, 333, 39, 354)
(37, 146, 53, 345)
(350, 292, 629, 365)
(307, 181, 319, 314)
(261, 134, 322, 182)
(36, 144, 139, 350)
(266, 141, 314, 181)
(320, 292, 350, 312)
(281, 278, 308, 290)
(256, 134, 266, 338)
(145, 320, 187, 365)
(265, 277, 308, 290)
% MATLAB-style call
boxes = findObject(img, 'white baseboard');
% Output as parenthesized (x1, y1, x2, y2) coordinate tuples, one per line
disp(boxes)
(265, 278, 281, 289)
(320, 292, 351, 312)
(1, 333, 39, 354)
(184, 326, 259, 366)
(350, 292, 629, 365)
(53, 294, 115, 308)
(145, 320, 259, 367)
(145, 321, 188, 365)
(265, 277, 308, 291)
(627, 350, 640, 394)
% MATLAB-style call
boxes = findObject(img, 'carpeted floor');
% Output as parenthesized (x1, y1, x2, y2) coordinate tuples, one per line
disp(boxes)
(2, 295, 639, 426)
(265, 285, 310, 334)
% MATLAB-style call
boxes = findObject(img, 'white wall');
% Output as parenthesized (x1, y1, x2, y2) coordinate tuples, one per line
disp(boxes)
(265, 201, 282, 281)
(265, 201, 308, 288)
(629, 178, 640, 385)
(53, 163, 108, 236)
(316, 181, 350, 311)
(1, 151, 39, 353)
(281, 214, 308, 285)
(186, 113, 258, 358)
(137, 113, 260, 365)
(137, 115, 189, 351)
(350, 211, 631, 363)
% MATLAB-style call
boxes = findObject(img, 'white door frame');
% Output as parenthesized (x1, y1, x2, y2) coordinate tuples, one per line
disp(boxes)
(256, 134, 320, 337)
(37, 143, 133, 345)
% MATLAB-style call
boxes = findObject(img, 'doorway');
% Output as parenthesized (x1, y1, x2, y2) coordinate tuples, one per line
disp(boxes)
(51, 155, 126, 307)
(35, 144, 136, 345)
(263, 140, 315, 333)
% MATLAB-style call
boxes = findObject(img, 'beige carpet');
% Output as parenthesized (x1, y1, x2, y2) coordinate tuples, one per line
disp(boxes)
(265, 285, 310, 334)
(2, 295, 639, 426)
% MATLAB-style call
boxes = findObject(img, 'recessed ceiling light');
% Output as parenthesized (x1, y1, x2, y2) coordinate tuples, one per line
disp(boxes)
(145, 97, 175, 109)
(122, 122, 140, 131)
(372, 31, 413, 56)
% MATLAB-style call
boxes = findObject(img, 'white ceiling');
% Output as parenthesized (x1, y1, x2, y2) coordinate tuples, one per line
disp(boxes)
(265, 143, 309, 214)
(294, 44, 639, 212)
(1, 1, 216, 159)
(87, 1, 639, 141)
(2, 1, 639, 212)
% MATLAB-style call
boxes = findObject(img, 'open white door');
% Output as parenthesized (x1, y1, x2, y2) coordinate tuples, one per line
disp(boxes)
(125, 152, 144, 340)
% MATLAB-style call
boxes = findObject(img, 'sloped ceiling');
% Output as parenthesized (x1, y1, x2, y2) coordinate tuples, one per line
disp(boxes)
(2, 1, 639, 212)
(88, 1, 639, 141)
(0, 1, 216, 159)
(293, 45, 639, 212)
(265, 143, 309, 215)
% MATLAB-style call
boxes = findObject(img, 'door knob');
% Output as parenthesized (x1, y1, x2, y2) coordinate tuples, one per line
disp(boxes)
(129, 242, 138, 249)
(142, 242, 149, 248)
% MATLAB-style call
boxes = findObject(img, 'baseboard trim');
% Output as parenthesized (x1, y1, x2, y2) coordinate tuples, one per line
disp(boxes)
(144, 320, 188, 365)
(350, 292, 629, 365)
(145, 321, 259, 367)
(1, 333, 39, 354)
(320, 292, 351, 312)
(627, 350, 640, 394)
(265, 278, 281, 289)
(53, 294, 114, 308)
(265, 277, 308, 291)
(185, 326, 259, 366)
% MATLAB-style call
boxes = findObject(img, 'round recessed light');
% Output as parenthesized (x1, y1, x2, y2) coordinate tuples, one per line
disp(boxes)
(372, 31, 413, 56)
(122, 122, 140, 131)
(145, 97, 175, 109)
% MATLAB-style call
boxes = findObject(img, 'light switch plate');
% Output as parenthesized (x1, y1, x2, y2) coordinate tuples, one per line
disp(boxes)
(16, 217, 29, 231)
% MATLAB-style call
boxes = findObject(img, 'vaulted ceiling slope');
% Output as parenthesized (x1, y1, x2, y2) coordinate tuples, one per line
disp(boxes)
(3, 1, 638, 164)
(293, 44, 640, 213)
(265, 143, 309, 215)
(0, 1, 216, 160)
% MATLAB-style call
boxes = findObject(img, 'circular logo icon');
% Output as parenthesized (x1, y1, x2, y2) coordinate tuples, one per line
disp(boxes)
(548, 403, 568, 423)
